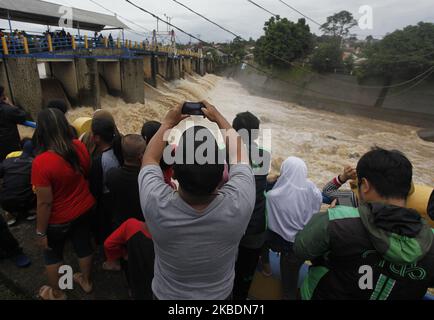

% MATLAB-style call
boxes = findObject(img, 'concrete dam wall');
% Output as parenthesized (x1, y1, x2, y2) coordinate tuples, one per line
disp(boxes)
(0, 52, 215, 119)
(225, 64, 434, 128)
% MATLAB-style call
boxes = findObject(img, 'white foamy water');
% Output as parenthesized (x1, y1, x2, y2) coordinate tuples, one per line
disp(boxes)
(20, 74, 433, 188)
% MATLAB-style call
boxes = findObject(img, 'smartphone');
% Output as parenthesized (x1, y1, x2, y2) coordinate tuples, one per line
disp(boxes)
(182, 102, 205, 116)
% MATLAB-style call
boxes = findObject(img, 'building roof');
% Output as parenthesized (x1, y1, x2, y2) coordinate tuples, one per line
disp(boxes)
(0, 0, 129, 32)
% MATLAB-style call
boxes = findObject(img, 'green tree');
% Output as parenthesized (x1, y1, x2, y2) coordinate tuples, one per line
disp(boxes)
(320, 10, 357, 46)
(359, 22, 434, 79)
(254, 16, 313, 68)
(229, 36, 247, 61)
(311, 41, 343, 73)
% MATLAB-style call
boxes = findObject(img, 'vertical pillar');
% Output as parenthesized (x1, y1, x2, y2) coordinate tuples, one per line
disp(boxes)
(4, 58, 43, 119)
(75, 58, 100, 110)
(121, 58, 144, 104)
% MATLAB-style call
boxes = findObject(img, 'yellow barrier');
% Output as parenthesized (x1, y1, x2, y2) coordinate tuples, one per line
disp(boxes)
(408, 185, 434, 227)
(84, 35, 88, 49)
(22, 36, 29, 54)
(72, 117, 93, 137)
(117, 38, 121, 49)
(47, 34, 53, 52)
(72, 37, 76, 50)
(2, 37, 8, 55)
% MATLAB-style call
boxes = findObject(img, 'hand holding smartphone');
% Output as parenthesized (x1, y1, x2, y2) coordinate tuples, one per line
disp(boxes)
(182, 102, 206, 116)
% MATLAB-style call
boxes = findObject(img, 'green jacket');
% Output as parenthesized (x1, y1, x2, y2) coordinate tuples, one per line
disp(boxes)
(294, 203, 434, 300)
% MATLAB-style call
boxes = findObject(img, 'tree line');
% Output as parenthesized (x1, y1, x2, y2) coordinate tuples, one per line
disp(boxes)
(220, 10, 434, 81)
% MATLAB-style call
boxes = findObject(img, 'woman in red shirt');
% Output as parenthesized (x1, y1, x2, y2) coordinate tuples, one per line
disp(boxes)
(32, 108, 96, 300)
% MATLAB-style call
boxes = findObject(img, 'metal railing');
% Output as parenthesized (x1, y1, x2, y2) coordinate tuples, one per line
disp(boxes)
(0, 34, 201, 58)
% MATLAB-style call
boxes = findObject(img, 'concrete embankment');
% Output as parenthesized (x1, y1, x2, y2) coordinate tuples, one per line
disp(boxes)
(0, 214, 129, 300)
(220, 64, 434, 133)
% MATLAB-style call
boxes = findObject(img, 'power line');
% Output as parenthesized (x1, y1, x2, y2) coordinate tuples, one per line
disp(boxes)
(88, 0, 152, 33)
(247, 0, 278, 17)
(125, 0, 433, 99)
(172, 0, 239, 39)
(125, 0, 204, 44)
(381, 68, 434, 98)
(125, 0, 428, 103)
(278, 0, 322, 26)
(171, 0, 434, 90)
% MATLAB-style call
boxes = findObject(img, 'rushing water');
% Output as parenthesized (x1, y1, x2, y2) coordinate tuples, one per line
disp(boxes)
(20, 74, 434, 187)
(208, 77, 434, 186)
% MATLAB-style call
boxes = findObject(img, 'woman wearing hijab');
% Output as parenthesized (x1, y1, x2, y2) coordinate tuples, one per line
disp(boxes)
(266, 157, 322, 300)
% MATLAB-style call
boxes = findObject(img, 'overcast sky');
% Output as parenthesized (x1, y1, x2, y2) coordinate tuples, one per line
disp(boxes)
(1, 0, 433, 43)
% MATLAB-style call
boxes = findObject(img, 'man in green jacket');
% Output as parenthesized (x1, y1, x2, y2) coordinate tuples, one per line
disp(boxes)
(295, 147, 434, 300)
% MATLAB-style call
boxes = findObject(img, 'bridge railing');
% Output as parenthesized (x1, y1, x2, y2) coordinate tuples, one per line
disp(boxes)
(0, 34, 201, 58)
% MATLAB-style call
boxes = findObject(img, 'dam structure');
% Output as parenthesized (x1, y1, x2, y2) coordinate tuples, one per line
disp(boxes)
(0, 0, 215, 119)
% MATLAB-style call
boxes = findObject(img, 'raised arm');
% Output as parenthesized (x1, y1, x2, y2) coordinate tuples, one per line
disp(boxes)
(323, 166, 357, 199)
(142, 103, 189, 168)
(201, 101, 249, 166)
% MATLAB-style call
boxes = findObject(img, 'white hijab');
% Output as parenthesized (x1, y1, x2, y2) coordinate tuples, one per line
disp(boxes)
(267, 157, 322, 243)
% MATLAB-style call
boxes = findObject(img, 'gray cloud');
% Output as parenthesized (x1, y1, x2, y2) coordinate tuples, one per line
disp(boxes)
(0, 0, 433, 43)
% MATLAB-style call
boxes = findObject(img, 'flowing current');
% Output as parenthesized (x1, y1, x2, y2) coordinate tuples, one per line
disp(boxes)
(21, 74, 434, 187)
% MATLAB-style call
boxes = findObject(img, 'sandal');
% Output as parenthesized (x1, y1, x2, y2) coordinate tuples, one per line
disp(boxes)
(73, 273, 93, 294)
(38, 285, 67, 300)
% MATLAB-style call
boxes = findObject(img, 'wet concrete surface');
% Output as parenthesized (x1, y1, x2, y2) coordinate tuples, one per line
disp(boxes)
(0, 214, 130, 300)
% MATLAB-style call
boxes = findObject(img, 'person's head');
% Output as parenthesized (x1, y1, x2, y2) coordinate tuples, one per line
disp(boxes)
(46, 100, 68, 114)
(122, 134, 146, 167)
(91, 110, 123, 164)
(280, 157, 308, 183)
(356, 147, 413, 204)
(34, 108, 81, 171)
(92, 118, 116, 148)
(141, 121, 161, 144)
(173, 126, 225, 198)
(232, 111, 260, 143)
(93, 109, 116, 125)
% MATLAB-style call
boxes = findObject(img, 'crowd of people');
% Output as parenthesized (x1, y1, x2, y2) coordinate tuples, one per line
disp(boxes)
(0, 28, 117, 54)
(1, 84, 434, 300)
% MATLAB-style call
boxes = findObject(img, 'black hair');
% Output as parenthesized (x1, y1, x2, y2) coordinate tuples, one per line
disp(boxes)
(141, 120, 172, 171)
(232, 111, 260, 142)
(92, 117, 124, 165)
(46, 100, 68, 114)
(34, 108, 81, 172)
(233, 111, 260, 131)
(357, 147, 413, 200)
(429, 191, 434, 220)
(141, 121, 161, 142)
(92, 118, 116, 144)
(0, 86, 4, 98)
(173, 126, 225, 196)
(232, 111, 265, 167)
